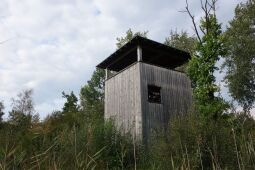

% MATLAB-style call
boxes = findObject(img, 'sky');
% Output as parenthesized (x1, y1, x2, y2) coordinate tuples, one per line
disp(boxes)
(0, 0, 253, 119)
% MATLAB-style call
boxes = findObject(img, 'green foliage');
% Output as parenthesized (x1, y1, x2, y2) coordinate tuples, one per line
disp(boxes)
(60, 91, 83, 128)
(10, 89, 35, 116)
(164, 30, 197, 72)
(0, 101, 4, 123)
(80, 68, 105, 121)
(1, 91, 136, 169)
(147, 111, 255, 170)
(62, 91, 79, 113)
(223, 0, 255, 113)
(187, 12, 228, 118)
(116, 28, 148, 49)
(165, 30, 197, 55)
(8, 89, 36, 127)
(0, 115, 136, 169)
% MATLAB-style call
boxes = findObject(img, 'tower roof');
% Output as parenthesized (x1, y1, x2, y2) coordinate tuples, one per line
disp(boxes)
(97, 36, 191, 72)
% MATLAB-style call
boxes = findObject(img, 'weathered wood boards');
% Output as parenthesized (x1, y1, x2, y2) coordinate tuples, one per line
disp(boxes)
(105, 63, 142, 139)
(104, 62, 192, 142)
(140, 63, 192, 141)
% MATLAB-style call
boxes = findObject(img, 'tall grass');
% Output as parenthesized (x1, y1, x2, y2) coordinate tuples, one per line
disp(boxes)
(146, 111, 255, 170)
(0, 119, 135, 169)
(0, 111, 254, 169)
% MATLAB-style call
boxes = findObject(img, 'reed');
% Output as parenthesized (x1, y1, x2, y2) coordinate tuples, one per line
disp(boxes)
(0, 111, 254, 169)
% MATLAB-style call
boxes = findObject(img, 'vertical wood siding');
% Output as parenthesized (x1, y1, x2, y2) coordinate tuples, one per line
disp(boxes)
(140, 63, 192, 141)
(104, 63, 142, 138)
(104, 62, 192, 142)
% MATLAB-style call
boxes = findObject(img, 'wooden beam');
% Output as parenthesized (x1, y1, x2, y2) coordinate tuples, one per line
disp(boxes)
(137, 45, 142, 62)
(105, 68, 110, 80)
(106, 46, 137, 70)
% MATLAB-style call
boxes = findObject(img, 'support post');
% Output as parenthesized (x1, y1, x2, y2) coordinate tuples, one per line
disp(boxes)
(137, 45, 142, 62)
(105, 68, 110, 80)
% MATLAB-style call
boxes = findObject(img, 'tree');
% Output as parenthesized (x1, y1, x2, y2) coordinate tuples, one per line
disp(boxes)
(164, 30, 196, 55)
(223, 0, 255, 113)
(116, 28, 148, 49)
(62, 91, 79, 114)
(58, 91, 81, 127)
(184, 0, 228, 118)
(9, 89, 37, 125)
(164, 30, 197, 72)
(80, 68, 105, 120)
(80, 29, 148, 120)
(0, 101, 4, 123)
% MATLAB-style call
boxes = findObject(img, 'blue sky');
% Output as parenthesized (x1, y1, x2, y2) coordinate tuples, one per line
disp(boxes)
(0, 0, 252, 119)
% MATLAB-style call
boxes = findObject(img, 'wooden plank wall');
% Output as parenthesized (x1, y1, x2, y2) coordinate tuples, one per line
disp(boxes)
(104, 63, 143, 138)
(105, 62, 192, 142)
(140, 63, 192, 141)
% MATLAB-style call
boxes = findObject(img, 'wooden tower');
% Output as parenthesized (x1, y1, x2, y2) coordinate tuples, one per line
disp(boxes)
(97, 36, 192, 141)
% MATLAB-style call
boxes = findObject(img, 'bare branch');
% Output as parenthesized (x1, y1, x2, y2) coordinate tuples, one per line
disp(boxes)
(200, 0, 206, 13)
(185, 0, 202, 44)
(207, 0, 217, 15)
(208, 0, 217, 14)
(200, 0, 210, 34)
(200, 0, 218, 34)
(205, 0, 208, 12)
(182, 0, 218, 44)
(178, 10, 187, 13)
(213, 0, 217, 15)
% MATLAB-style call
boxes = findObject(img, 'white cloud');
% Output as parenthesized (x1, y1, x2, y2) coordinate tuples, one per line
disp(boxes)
(0, 0, 249, 119)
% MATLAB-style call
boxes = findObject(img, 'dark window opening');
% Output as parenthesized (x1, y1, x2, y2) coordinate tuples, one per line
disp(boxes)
(148, 85, 161, 103)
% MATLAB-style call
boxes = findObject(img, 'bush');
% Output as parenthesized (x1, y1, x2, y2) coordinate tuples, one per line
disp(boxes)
(146, 111, 255, 169)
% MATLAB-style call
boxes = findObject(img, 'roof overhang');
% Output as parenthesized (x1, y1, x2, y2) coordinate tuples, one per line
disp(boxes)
(97, 36, 191, 72)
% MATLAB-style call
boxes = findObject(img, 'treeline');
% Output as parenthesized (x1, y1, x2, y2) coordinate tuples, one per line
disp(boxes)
(0, 0, 255, 169)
